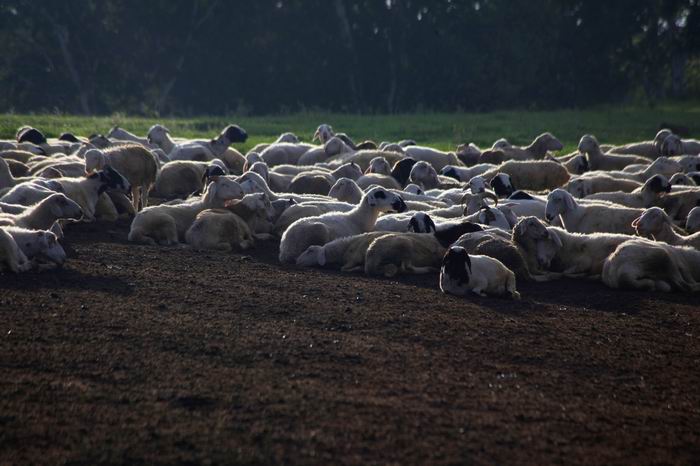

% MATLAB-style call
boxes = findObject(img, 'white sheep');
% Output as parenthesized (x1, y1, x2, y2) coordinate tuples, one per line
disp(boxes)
(583, 174, 672, 208)
(55, 166, 131, 222)
(295, 231, 391, 272)
(259, 142, 316, 167)
(441, 163, 497, 183)
(185, 209, 254, 251)
(153, 160, 227, 200)
(602, 239, 700, 292)
(278, 187, 407, 263)
(403, 145, 462, 171)
(565, 175, 642, 198)
(329, 177, 363, 204)
(480, 160, 570, 191)
(440, 246, 520, 299)
(128, 176, 244, 245)
(545, 189, 643, 235)
(364, 232, 446, 277)
(578, 134, 653, 170)
(0, 193, 82, 233)
(3, 225, 66, 268)
(498, 132, 564, 160)
(632, 207, 700, 249)
(0, 227, 30, 272)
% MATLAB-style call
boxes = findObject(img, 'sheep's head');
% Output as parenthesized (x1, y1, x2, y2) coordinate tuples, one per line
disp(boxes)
(205, 176, 244, 205)
(221, 124, 248, 144)
(89, 134, 111, 149)
(476, 206, 510, 230)
(564, 178, 587, 198)
(577, 134, 599, 154)
(37, 231, 66, 266)
(365, 187, 407, 213)
(490, 173, 515, 197)
(46, 193, 83, 221)
(407, 212, 436, 233)
(653, 129, 674, 147)
(277, 132, 299, 144)
(462, 191, 498, 215)
(16, 126, 46, 145)
(329, 177, 362, 204)
(441, 165, 462, 182)
(534, 132, 564, 154)
(468, 175, 488, 194)
(332, 162, 363, 181)
(492, 138, 512, 150)
(456, 143, 481, 165)
(249, 162, 270, 182)
(84, 149, 106, 174)
(367, 157, 391, 175)
(404, 183, 424, 195)
(147, 124, 170, 145)
(324, 136, 350, 157)
(669, 172, 693, 186)
(313, 124, 334, 144)
(91, 165, 131, 195)
(512, 216, 550, 243)
(479, 149, 507, 164)
(533, 229, 563, 269)
(441, 246, 471, 286)
(677, 156, 700, 174)
(661, 134, 683, 157)
(545, 189, 576, 222)
(631, 207, 669, 239)
(243, 152, 264, 171)
(391, 157, 417, 186)
(647, 157, 682, 178)
(641, 174, 672, 196)
(409, 161, 440, 190)
(686, 206, 700, 234)
(296, 245, 325, 267)
(59, 132, 80, 143)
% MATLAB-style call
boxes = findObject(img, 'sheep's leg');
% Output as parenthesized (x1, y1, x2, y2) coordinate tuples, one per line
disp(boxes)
(340, 264, 363, 273)
(131, 186, 141, 212)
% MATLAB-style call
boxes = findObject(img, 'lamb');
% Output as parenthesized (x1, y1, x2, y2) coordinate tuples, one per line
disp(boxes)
(329, 177, 363, 204)
(403, 145, 462, 171)
(498, 132, 564, 160)
(0, 227, 30, 272)
(0, 193, 82, 232)
(54, 166, 131, 222)
(602, 239, 700, 292)
(608, 129, 673, 158)
(686, 207, 700, 234)
(439, 246, 520, 299)
(84, 145, 159, 211)
(295, 231, 392, 271)
(3, 225, 66, 268)
(565, 175, 642, 198)
(545, 189, 643, 235)
(513, 216, 635, 278)
(578, 134, 653, 170)
(185, 209, 254, 251)
(128, 176, 244, 245)
(480, 160, 570, 191)
(632, 207, 700, 249)
(278, 187, 407, 263)
(583, 174, 672, 208)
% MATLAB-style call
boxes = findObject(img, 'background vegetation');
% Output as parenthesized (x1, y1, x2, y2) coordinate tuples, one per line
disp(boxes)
(1, 0, 699, 116)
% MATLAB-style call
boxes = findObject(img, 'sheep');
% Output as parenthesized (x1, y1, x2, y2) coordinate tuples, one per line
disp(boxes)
(655, 189, 700, 223)
(403, 145, 462, 171)
(84, 145, 159, 211)
(671, 155, 700, 173)
(440, 246, 520, 299)
(583, 174, 672, 208)
(498, 132, 564, 160)
(366, 156, 392, 175)
(15, 126, 73, 155)
(1, 149, 37, 165)
(247, 133, 300, 156)
(329, 177, 363, 204)
(288, 163, 363, 195)
(578, 135, 653, 170)
(409, 161, 460, 190)
(601, 239, 700, 292)
(153, 160, 226, 200)
(545, 189, 643, 235)
(0, 179, 65, 206)
(274, 201, 355, 236)
(54, 166, 131, 222)
(107, 126, 152, 147)
(565, 175, 642, 198)
(441, 163, 497, 183)
(236, 171, 334, 204)
(513, 216, 635, 278)
(356, 173, 402, 191)
(185, 209, 254, 251)
(0, 193, 82, 233)
(669, 172, 697, 188)
(686, 207, 700, 234)
(608, 129, 673, 158)
(128, 176, 244, 245)
(463, 206, 514, 231)
(0, 227, 30, 272)
(313, 124, 334, 144)
(662, 134, 700, 157)
(337, 150, 405, 173)
(295, 231, 392, 271)
(278, 187, 407, 263)
(632, 207, 700, 249)
(258, 142, 316, 167)
(223, 192, 277, 238)
(480, 160, 570, 191)
(3, 226, 66, 268)
(559, 154, 589, 175)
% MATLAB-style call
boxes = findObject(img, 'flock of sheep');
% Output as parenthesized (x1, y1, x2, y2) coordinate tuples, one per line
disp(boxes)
(1, 122, 700, 298)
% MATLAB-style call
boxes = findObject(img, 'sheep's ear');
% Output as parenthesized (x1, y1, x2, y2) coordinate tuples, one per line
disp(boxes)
(563, 192, 576, 210)
(427, 216, 436, 233)
(548, 230, 563, 248)
(464, 253, 472, 273)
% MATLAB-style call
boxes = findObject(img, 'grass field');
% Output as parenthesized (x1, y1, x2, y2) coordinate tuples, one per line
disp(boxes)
(2, 103, 699, 155)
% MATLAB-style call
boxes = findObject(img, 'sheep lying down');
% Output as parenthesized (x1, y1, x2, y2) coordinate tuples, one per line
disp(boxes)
(440, 246, 520, 299)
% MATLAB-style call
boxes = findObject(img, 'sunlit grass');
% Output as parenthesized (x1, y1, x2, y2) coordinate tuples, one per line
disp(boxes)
(2, 103, 697, 155)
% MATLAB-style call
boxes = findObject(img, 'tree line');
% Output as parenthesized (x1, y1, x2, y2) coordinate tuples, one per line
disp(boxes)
(0, 0, 698, 116)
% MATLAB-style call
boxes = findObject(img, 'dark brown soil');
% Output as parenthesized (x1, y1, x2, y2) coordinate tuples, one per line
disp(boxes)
(1, 220, 699, 465)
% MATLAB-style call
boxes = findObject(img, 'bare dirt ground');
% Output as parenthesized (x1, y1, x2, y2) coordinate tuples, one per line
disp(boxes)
(1, 220, 699, 465)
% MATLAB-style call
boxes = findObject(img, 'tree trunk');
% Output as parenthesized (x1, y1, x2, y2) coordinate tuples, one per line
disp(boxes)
(333, 0, 362, 110)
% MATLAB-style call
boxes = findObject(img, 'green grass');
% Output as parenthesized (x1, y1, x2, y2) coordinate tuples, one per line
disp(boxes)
(2, 103, 699, 155)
